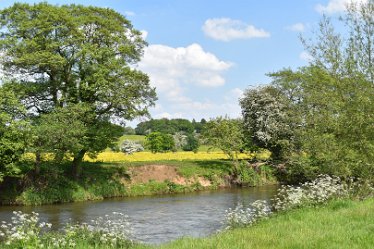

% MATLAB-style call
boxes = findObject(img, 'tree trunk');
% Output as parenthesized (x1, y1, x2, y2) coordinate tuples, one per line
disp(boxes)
(54, 151, 65, 163)
(71, 149, 86, 179)
(34, 151, 41, 176)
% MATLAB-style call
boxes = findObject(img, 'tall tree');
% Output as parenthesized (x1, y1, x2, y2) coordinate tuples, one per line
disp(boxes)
(0, 3, 157, 177)
(240, 86, 294, 160)
(203, 117, 244, 161)
(269, 1, 374, 182)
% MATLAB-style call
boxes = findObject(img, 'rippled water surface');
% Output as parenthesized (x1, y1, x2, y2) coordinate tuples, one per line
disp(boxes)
(0, 186, 278, 244)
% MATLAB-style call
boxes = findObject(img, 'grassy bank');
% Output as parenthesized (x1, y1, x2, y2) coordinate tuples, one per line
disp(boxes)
(135, 198, 374, 249)
(0, 159, 276, 205)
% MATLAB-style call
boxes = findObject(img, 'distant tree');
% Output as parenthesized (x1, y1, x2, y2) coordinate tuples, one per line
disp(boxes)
(135, 118, 194, 135)
(203, 117, 244, 161)
(182, 134, 199, 153)
(173, 132, 187, 150)
(145, 132, 175, 153)
(0, 3, 156, 177)
(120, 140, 144, 154)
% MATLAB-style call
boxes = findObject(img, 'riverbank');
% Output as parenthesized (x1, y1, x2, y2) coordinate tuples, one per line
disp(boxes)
(135, 198, 374, 249)
(0, 159, 276, 206)
(4, 198, 370, 249)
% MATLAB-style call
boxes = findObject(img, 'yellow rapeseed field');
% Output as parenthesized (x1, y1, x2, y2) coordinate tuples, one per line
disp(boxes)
(84, 151, 252, 162)
(23, 151, 270, 163)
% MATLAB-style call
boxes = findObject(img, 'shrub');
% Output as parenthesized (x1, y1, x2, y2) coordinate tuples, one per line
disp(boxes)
(120, 140, 144, 154)
(182, 134, 199, 153)
(0, 211, 133, 248)
(145, 132, 175, 153)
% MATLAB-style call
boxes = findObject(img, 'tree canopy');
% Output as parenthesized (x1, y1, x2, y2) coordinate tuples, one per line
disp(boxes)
(265, 1, 374, 182)
(0, 3, 157, 176)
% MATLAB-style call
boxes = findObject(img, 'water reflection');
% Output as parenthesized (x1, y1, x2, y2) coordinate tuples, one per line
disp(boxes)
(0, 186, 278, 244)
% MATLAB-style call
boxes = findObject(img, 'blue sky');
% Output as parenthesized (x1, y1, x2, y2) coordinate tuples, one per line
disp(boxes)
(0, 0, 362, 125)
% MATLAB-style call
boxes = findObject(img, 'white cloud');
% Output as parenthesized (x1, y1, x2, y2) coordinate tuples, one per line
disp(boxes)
(154, 112, 183, 119)
(315, 0, 367, 14)
(138, 43, 246, 121)
(138, 43, 234, 121)
(125, 11, 136, 17)
(147, 87, 244, 122)
(299, 51, 313, 62)
(202, 18, 270, 42)
(139, 43, 232, 92)
(287, 23, 305, 32)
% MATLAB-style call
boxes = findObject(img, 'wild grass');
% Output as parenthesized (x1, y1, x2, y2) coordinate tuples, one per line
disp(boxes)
(152, 198, 374, 249)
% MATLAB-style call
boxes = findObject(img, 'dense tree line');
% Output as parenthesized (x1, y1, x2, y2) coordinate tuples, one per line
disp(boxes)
(135, 118, 206, 135)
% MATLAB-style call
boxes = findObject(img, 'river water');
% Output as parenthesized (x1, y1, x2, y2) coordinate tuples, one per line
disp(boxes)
(0, 186, 278, 244)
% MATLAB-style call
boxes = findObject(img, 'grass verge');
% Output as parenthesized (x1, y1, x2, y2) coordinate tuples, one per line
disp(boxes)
(146, 198, 374, 249)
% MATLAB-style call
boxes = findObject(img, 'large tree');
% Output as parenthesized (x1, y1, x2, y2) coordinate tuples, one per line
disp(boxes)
(0, 3, 157, 177)
(269, 1, 374, 182)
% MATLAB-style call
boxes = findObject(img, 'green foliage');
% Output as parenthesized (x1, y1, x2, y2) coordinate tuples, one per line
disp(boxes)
(135, 118, 204, 135)
(0, 85, 29, 181)
(262, 1, 374, 183)
(0, 2, 156, 176)
(145, 132, 176, 153)
(203, 117, 244, 161)
(182, 134, 199, 153)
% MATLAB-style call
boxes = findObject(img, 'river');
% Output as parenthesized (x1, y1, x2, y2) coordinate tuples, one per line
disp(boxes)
(0, 185, 278, 244)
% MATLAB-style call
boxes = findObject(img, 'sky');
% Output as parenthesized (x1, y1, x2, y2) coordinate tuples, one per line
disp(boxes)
(0, 0, 365, 126)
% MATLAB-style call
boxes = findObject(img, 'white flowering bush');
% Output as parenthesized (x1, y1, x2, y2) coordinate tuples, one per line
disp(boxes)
(0, 211, 133, 248)
(225, 200, 271, 228)
(0, 211, 52, 248)
(225, 175, 374, 228)
(121, 140, 144, 154)
(273, 175, 348, 211)
(64, 212, 133, 247)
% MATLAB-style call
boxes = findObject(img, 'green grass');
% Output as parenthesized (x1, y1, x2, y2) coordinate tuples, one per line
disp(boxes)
(146, 198, 374, 249)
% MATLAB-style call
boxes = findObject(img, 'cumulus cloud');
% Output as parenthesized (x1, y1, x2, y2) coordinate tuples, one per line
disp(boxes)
(149, 89, 244, 122)
(315, 0, 368, 14)
(202, 18, 270, 42)
(138, 43, 235, 121)
(139, 43, 232, 93)
(299, 51, 313, 62)
(286, 23, 305, 32)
